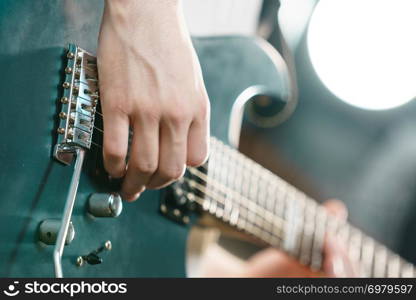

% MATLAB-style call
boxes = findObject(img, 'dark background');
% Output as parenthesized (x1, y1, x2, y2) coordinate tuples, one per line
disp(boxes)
(240, 0, 416, 264)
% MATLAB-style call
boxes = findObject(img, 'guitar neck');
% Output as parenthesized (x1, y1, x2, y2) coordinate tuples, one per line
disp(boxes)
(182, 137, 415, 277)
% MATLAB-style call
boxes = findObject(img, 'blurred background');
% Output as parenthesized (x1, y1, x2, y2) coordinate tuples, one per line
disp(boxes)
(184, 0, 416, 269)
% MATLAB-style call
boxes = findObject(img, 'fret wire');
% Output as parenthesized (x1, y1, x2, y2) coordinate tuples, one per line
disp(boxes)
(209, 139, 323, 222)
(182, 181, 283, 244)
(299, 199, 316, 266)
(188, 168, 284, 228)
(200, 138, 416, 276)
(209, 141, 291, 230)
(92, 118, 414, 276)
(184, 175, 284, 233)
(180, 188, 280, 246)
(361, 237, 375, 277)
(208, 138, 288, 197)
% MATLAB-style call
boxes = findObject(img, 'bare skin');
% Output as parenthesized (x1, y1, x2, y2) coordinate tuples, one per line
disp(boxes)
(98, 0, 210, 201)
(199, 200, 360, 277)
(97, 2, 357, 277)
(240, 200, 360, 277)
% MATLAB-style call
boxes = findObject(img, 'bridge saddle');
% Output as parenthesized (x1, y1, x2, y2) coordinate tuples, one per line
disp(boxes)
(54, 44, 99, 165)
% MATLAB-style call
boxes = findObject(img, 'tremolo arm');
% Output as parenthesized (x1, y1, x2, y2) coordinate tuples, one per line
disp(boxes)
(53, 44, 99, 278)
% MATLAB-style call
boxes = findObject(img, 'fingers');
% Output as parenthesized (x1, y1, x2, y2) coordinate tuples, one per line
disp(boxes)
(102, 105, 129, 179)
(245, 248, 319, 277)
(322, 199, 360, 277)
(324, 236, 359, 277)
(119, 100, 207, 199)
(121, 118, 159, 201)
(146, 114, 189, 189)
(322, 199, 348, 221)
(186, 104, 210, 167)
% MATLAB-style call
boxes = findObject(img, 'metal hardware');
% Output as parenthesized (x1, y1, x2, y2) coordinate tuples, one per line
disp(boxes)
(104, 240, 112, 251)
(54, 44, 99, 165)
(67, 52, 75, 59)
(76, 256, 84, 267)
(38, 219, 75, 245)
(83, 253, 102, 265)
(76, 241, 112, 267)
(51, 45, 102, 277)
(88, 193, 123, 218)
(160, 171, 200, 225)
(53, 148, 85, 278)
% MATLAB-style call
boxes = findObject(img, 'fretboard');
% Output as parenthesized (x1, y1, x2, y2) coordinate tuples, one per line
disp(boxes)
(183, 137, 415, 277)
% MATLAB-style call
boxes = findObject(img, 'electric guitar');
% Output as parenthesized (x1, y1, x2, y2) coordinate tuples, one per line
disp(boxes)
(0, 0, 414, 278)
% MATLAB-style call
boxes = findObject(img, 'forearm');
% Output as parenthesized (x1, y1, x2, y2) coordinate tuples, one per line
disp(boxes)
(98, 0, 208, 200)
(103, 0, 181, 23)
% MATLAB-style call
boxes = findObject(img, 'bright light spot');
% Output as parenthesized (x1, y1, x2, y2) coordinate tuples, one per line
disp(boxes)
(307, 0, 416, 110)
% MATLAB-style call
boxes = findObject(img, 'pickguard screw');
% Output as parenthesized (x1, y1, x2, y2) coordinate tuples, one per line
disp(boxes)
(76, 256, 84, 267)
(57, 128, 65, 135)
(65, 67, 72, 74)
(104, 240, 112, 251)
(60, 97, 68, 104)
(183, 216, 190, 224)
(160, 204, 167, 214)
(175, 188, 183, 196)
(173, 209, 181, 217)
(62, 82, 70, 89)
(59, 112, 67, 119)
(67, 52, 75, 59)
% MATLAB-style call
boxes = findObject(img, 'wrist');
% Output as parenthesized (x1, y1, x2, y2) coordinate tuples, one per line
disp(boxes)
(104, 0, 183, 28)
(104, 0, 180, 16)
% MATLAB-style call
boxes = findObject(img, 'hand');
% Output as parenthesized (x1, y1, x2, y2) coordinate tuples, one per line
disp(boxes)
(97, 0, 210, 201)
(241, 200, 361, 277)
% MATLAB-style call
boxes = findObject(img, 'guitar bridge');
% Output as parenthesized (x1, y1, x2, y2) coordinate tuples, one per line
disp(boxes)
(54, 44, 99, 165)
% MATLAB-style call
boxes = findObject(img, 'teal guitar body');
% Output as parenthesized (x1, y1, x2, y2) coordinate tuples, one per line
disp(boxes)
(0, 0, 285, 277)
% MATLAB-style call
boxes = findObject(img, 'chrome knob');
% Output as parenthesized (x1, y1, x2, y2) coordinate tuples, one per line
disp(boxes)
(39, 219, 75, 245)
(88, 193, 123, 218)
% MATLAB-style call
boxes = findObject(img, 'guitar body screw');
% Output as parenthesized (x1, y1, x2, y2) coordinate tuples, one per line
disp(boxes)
(104, 240, 112, 251)
(76, 256, 84, 267)
(67, 52, 75, 59)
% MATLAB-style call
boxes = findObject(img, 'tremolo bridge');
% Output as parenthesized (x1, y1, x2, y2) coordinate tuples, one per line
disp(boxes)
(51, 44, 99, 278)
(54, 44, 99, 164)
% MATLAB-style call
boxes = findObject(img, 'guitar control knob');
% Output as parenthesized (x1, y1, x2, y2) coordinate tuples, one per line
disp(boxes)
(38, 219, 75, 245)
(88, 193, 123, 218)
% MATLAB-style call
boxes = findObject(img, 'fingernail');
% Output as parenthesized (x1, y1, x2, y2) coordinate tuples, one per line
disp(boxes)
(122, 192, 141, 202)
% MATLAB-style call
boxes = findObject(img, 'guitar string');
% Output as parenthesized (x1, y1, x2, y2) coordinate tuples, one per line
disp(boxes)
(89, 125, 337, 238)
(78, 67, 411, 276)
(88, 130, 291, 227)
(90, 123, 300, 194)
(86, 131, 331, 263)
(86, 125, 406, 275)
(87, 126, 290, 232)
(89, 122, 294, 208)
(177, 188, 285, 248)
(181, 177, 284, 241)
(183, 175, 285, 232)
(89, 135, 288, 235)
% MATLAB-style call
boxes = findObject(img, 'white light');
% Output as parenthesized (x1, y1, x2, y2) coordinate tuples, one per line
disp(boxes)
(307, 0, 416, 110)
